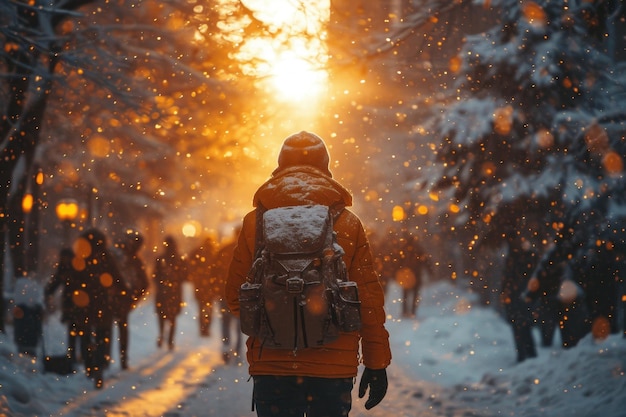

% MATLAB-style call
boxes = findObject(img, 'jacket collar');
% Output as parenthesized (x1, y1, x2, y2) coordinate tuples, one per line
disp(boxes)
(252, 166, 352, 210)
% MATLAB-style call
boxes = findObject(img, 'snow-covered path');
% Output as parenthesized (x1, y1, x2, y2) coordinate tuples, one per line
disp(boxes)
(2, 280, 625, 417)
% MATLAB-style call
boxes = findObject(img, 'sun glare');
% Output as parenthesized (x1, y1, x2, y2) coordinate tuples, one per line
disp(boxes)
(242, 0, 329, 30)
(236, 0, 330, 103)
(269, 52, 328, 101)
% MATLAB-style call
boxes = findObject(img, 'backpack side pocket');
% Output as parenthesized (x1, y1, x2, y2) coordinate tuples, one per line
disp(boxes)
(334, 281, 362, 332)
(239, 282, 262, 337)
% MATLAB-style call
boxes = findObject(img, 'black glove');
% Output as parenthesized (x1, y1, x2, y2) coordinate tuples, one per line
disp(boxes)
(358, 367, 388, 410)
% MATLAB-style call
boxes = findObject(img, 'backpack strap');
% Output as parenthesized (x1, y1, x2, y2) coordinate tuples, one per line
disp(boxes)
(329, 203, 345, 224)
(244, 204, 267, 286)
(253, 203, 267, 260)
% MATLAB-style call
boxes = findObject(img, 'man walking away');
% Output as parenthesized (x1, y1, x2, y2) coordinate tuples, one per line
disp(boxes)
(226, 131, 392, 416)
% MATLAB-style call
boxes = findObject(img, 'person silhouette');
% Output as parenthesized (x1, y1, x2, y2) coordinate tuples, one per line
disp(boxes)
(188, 237, 218, 337)
(153, 235, 187, 350)
(225, 131, 391, 415)
(110, 230, 148, 369)
(45, 248, 82, 363)
(74, 228, 129, 389)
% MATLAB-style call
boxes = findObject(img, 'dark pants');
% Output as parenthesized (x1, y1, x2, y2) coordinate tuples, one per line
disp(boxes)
(253, 375, 353, 417)
(197, 299, 213, 337)
(113, 314, 130, 368)
(535, 297, 559, 347)
(157, 316, 177, 349)
(83, 323, 110, 388)
(13, 304, 43, 355)
(506, 304, 537, 363)
(66, 321, 86, 361)
(402, 285, 421, 317)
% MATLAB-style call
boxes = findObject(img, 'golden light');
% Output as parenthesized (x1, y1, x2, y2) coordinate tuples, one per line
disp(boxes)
(364, 189, 379, 202)
(592, 316, 611, 340)
(72, 290, 90, 308)
(268, 52, 328, 101)
(449, 55, 462, 73)
(73, 237, 93, 259)
(72, 256, 86, 272)
(482, 161, 497, 177)
(493, 105, 514, 135)
(55, 345, 222, 415)
(234, 0, 330, 103)
(242, 0, 329, 32)
(527, 276, 540, 292)
(392, 205, 406, 222)
(182, 221, 201, 238)
(602, 151, 623, 175)
(56, 199, 79, 222)
(522, 1, 547, 27)
(395, 268, 416, 289)
(416, 205, 429, 215)
(87, 135, 111, 158)
(100, 272, 114, 288)
(22, 194, 33, 214)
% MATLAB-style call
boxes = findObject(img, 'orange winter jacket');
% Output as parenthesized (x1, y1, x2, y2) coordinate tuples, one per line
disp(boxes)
(226, 165, 392, 378)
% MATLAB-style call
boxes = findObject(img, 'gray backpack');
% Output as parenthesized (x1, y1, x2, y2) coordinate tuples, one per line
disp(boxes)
(239, 204, 361, 350)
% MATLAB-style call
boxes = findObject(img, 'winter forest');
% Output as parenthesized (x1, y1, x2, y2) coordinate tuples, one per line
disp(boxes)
(1, 0, 626, 416)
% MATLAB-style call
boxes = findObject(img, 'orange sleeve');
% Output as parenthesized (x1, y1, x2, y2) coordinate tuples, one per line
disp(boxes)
(337, 211, 392, 369)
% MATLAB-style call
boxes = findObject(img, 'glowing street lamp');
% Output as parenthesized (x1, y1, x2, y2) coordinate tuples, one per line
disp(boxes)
(22, 194, 34, 214)
(56, 199, 79, 247)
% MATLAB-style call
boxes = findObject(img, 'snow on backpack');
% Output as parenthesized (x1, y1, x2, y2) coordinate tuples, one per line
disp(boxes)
(239, 204, 361, 350)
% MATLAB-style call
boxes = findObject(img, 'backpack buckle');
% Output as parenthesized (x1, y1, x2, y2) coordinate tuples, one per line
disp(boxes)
(286, 277, 305, 293)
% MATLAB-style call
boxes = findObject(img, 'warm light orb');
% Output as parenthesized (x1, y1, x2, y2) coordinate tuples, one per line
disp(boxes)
(182, 221, 200, 238)
(392, 205, 406, 222)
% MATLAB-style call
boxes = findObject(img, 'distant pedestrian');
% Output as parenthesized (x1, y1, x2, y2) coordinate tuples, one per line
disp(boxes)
(153, 235, 187, 350)
(583, 238, 622, 338)
(110, 230, 149, 369)
(45, 248, 83, 362)
(533, 289, 559, 348)
(213, 231, 242, 363)
(367, 230, 392, 296)
(501, 236, 537, 363)
(559, 263, 592, 348)
(73, 228, 129, 389)
(525, 246, 591, 349)
(188, 237, 218, 337)
(397, 234, 431, 319)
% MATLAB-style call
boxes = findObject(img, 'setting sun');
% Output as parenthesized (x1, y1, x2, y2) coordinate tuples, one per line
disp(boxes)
(233, 0, 330, 103)
(269, 52, 328, 101)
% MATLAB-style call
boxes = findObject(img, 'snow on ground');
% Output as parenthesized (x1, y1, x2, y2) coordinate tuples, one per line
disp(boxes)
(1, 280, 625, 417)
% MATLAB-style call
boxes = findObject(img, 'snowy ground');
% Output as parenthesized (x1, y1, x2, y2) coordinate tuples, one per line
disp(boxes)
(1, 280, 625, 417)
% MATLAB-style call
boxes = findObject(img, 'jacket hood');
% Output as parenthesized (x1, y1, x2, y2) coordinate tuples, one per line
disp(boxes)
(252, 165, 352, 210)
